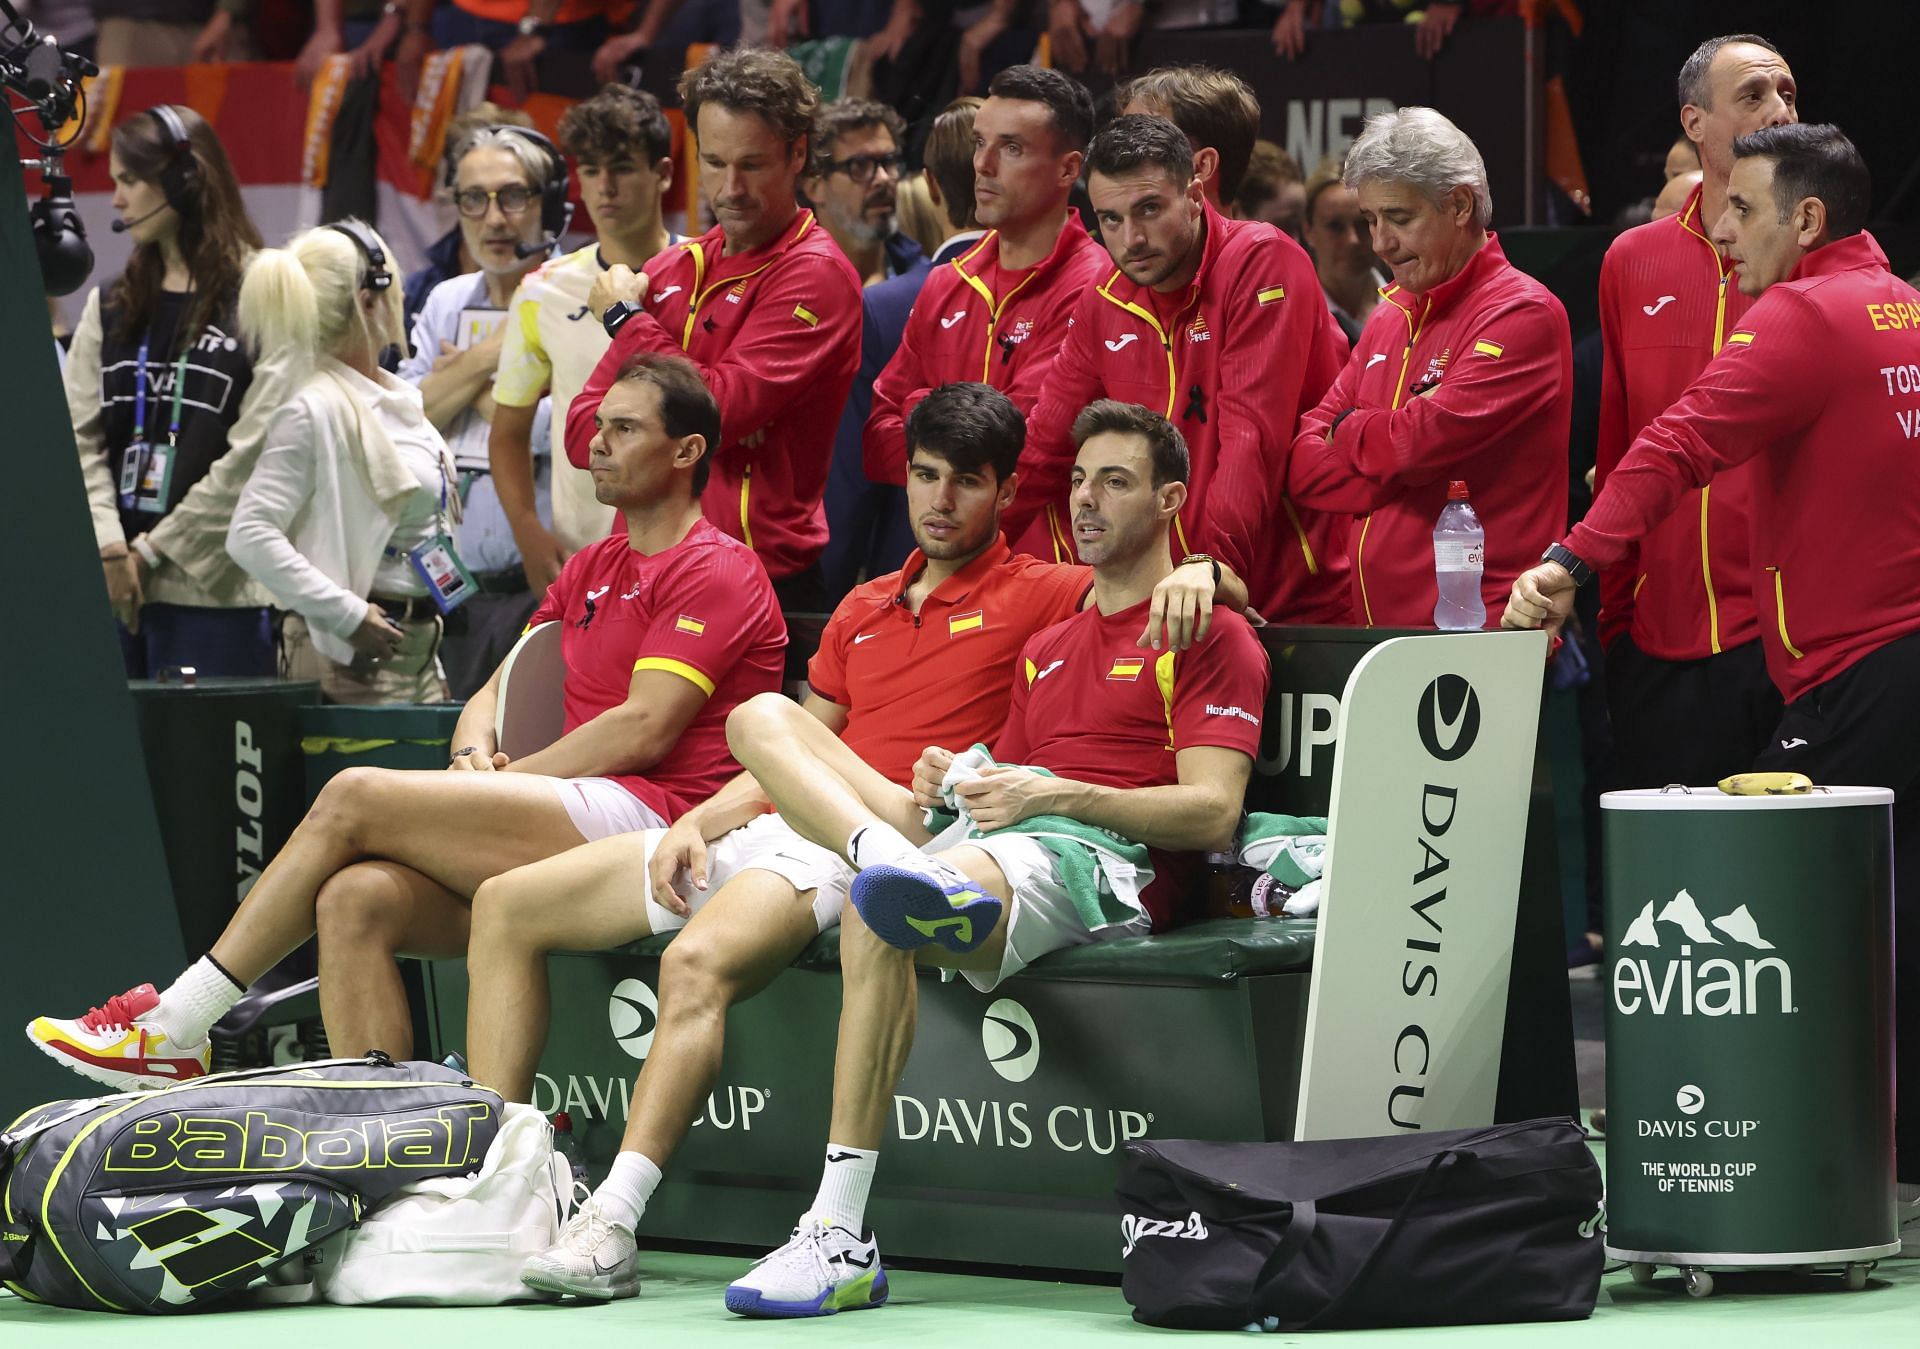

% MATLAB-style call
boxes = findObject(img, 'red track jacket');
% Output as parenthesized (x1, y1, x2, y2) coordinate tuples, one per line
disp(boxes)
(1287, 236, 1571, 628)
(1568, 233, 1920, 704)
(1011, 202, 1352, 623)
(863, 218, 1108, 486)
(1596, 182, 1761, 657)
(565, 210, 861, 581)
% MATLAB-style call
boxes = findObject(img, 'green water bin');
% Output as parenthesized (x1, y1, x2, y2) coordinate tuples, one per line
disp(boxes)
(1600, 786, 1897, 1296)
(300, 703, 468, 803)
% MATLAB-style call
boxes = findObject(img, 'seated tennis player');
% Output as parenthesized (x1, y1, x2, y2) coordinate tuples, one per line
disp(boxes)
(28, 354, 787, 1086)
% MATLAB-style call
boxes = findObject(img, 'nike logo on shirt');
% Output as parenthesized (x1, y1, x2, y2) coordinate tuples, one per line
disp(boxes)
(1105, 333, 1140, 352)
(940, 310, 967, 329)
(853, 633, 878, 644)
(1643, 295, 1677, 316)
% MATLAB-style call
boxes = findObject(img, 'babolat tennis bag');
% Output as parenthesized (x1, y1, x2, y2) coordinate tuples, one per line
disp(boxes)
(1116, 1118, 1604, 1331)
(0, 1056, 501, 1313)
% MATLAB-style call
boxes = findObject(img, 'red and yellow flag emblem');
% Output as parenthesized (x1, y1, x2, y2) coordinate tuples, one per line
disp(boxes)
(1107, 657, 1145, 681)
(948, 610, 985, 637)
(674, 614, 707, 637)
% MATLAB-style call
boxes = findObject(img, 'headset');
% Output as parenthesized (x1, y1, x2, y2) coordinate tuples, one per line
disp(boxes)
(326, 219, 393, 293)
(445, 123, 574, 258)
(110, 105, 199, 234)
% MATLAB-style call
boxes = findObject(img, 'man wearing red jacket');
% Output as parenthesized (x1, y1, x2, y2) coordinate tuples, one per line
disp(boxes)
(1011, 115, 1351, 623)
(862, 66, 1107, 505)
(1286, 107, 1570, 628)
(1595, 33, 1798, 786)
(575, 48, 862, 608)
(1504, 124, 1920, 1190)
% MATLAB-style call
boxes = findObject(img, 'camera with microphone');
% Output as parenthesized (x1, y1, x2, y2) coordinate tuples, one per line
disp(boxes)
(1, 0, 98, 295)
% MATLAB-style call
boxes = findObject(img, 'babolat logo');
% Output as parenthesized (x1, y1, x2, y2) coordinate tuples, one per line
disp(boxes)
(1613, 888, 1794, 1017)
(1416, 674, 1480, 761)
(982, 998, 1040, 1083)
(610, 977, 659, 1060)
(1120, 1210, 1209, 1258)
(101, 1104, 492, 1174)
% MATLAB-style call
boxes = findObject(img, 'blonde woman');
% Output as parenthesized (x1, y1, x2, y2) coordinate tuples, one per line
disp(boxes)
(228, 220, 463, 704)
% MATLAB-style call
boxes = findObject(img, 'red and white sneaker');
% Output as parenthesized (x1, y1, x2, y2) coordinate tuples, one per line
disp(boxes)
(26, 984, 210, 1092)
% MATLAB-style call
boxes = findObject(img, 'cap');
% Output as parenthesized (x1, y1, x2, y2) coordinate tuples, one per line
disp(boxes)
(553, 1111, 574, 1133)
(1447, 480, 1469, 500)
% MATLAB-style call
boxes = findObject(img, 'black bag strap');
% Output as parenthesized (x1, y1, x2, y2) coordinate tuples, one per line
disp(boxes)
(1252, 1147, 1467, 1333)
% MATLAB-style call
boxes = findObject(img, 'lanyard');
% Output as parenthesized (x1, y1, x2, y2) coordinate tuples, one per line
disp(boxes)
(132, 340, 191, 445)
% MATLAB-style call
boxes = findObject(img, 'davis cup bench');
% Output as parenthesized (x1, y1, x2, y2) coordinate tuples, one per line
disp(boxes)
(417, 628, 1568, 1276)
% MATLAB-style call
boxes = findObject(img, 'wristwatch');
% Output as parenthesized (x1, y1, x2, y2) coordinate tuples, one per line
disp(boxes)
(1541, 542, 1593, 588)
(516, 13, 546, 36)
(1180, 553, 1222, 588)
(602, 299, 640, 338)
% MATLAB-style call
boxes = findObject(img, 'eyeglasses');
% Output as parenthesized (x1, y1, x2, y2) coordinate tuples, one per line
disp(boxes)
(827, 152, 905, 185)
(454, 185, 536, 218)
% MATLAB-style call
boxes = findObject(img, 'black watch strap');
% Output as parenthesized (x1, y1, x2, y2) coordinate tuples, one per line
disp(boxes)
(603, 300, 638, 339)
(1542, 542, 1593, 588)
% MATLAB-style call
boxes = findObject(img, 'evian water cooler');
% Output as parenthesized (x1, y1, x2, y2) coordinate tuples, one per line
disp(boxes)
(1600, 787, 1897, 1295)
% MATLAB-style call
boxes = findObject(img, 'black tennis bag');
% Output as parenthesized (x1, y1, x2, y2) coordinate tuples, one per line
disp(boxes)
(1116, 1118, 1604, 1331)
(0, 1057, 501, 1313)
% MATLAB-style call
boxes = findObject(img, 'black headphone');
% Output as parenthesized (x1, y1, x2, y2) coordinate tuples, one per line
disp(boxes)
(148, 105, 199, 211)
(445, 123, 572, 243)
(326, 219, 393, 292)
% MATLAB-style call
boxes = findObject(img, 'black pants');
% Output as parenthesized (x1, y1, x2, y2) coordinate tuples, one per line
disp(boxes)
(1605, 635, 1782, 789)
(1753, 631, 1920, 1183)
(440, 588, 541, 702)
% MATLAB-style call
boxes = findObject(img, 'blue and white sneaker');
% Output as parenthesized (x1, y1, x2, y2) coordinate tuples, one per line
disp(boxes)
(851, 858, 1001, 955)
(724, 1215, 888, 1318)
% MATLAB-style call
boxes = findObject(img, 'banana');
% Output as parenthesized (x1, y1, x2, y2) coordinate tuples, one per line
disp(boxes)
(1716, 771, 1814, 796)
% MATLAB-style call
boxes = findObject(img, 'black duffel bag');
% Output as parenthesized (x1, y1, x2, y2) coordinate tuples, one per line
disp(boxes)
(1116, 1117, 1604, 1331)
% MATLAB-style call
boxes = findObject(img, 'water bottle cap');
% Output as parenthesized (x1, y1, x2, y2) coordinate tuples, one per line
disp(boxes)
(1447, 480, 1469, 500)
(553, 1111, 574, 1133)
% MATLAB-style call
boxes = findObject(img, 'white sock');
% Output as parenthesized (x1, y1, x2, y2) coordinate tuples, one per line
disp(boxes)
(151, 957, 245, 1047)
(846, 822, 922, 872)
(812, 1143, 878, 1232)
(594, 1151, 663, 1232)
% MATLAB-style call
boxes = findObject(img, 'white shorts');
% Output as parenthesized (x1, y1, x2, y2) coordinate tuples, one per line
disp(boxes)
(553, 777, 669, 842)
(946, 833, 1151, 992)
(640, 813, 853, 935)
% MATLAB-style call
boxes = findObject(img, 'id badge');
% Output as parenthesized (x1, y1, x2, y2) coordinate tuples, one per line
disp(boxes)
(134, 441, 175, 514)
(118, 442, 149, 509)
(406, 533, 478, 615)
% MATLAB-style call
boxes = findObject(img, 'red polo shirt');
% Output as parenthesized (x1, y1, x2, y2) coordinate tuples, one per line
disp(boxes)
(564, 210, 862, 580)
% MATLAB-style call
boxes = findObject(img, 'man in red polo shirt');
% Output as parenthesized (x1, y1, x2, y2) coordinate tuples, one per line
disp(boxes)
(1504, 123, 1920, 1194)
(1594, 33, 1798, 786)
(862, 66, 1108, 513)
(498, 383, 1243, 1300)
(707, 400, 1267, 1317)
(1286, 107, 1571, 628)
(1009, 114, 1351, 622)
(572, 47, 862, 610)
(29, 356, 787, 1091)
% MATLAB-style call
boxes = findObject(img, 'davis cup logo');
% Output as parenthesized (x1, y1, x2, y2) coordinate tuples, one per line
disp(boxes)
(1416, 674, 1480, 762)
(610, 978, 659, 1059)
(1676, 1084, 1705, 1115)
(982, 998, 1040, 1083)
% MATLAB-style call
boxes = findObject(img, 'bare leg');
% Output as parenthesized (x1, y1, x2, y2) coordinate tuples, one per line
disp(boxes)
(828, 846, 1010, 1149)
(465, 832, 673, 1102)
(725, 694, 926, 857)
(620, 870, 822, 1163)
(210, 767, 589, 987)
(316, 861, 471, 1059)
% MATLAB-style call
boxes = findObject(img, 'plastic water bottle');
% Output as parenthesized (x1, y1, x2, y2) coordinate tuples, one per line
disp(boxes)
(1432, 480, 1486, 631)
(553, 1111, 591, 1197)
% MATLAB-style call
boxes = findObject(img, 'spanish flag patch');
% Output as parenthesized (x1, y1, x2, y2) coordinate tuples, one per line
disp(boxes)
(1108, 657, 1145, 682)
(674, 614, 707, 637)
(949, 609, 985, 637)
(1257, 285, 1286, 305)
(1727, 330, 1755, 346)
(794, 304, 819, 327)
(1473, 339, 1504, 358)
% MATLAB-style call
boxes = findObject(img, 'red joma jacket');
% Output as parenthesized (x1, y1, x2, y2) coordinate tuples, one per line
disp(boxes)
(1011, 202, 1352, 623)
(1596, 182, 1761, 658)
(1287, 236, 1571, 628)
(1569, 233, 1920, 704)
(863, 217, 1108, 486)
(566, 209, 861, 581)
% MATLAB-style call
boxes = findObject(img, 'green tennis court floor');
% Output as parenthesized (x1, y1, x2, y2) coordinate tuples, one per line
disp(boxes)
(5, 1248, 1916, 1347)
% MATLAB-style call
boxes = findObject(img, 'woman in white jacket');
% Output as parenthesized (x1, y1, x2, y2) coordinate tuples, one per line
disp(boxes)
(229, 220, 461, 704)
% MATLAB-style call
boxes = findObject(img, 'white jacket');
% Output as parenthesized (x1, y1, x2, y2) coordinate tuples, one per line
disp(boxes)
(228, 357, 451, 666)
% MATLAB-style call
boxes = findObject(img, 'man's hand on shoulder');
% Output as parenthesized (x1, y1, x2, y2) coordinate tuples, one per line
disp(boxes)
(587, 265, 651, 323)
(1140, 559, 1219, 651)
